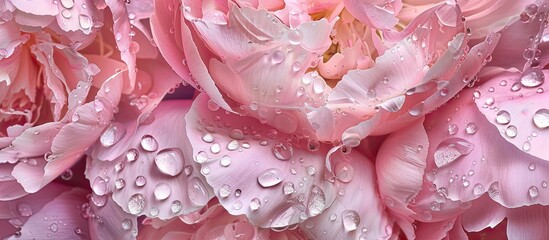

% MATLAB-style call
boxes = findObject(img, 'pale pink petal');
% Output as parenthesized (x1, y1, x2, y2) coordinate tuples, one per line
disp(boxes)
(86, 100, 214, 219)
(488, 2, 548, 70)
(474, 68, 549, 161)
(462, 195, 549, 240)
(425, 88, 549, 207)
(300, 150, 393, 239)
(88, 193, 139, 240)
(376, 120, 428, 219)
(9, 0, 59, 16)
(343, 0, 402, 29)
(184, 94, 337, 228)
(0, 20, 25, 58)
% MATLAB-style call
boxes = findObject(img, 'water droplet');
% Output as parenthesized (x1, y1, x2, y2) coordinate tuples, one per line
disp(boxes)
(542, 181, 548, 188)
(219, 184, 231, 198)
(49, 223, 58, 232)
(202, 133, 214, 143)
(135, 176, 147, 187)
(227, 140, 239, 151)
(126, 148, 138, 162)
(342, 210, 360, 232)
(306, 166, 317, 176)
(465, 123, 478, 134)
(495, 110, 511, 124)
(78, 14, 92, 30)
(307, 185, 326, 217)
(61, 8, 72, 18)
(188, 177, 209, 206)
(100, 123, 126, 147)
(271, 50, 285, 64)
(434, 138, 474, 168)
(219, 155, 231, 167)
(60, 0, 74, 8)
(448, 124, 458, 135)
(92, 176, 107, 196)
(229, 129, 245, 140)
(140, 135, 158, 152)
(257, 168, 284, 187)
(250, 198, 261, 210)
(529, 163, 536, 171)
(272, 142, 293, 160)
(511, 82, 522, 92)
(17, 203, 32, 217)
(463, 180, 470, 187)
(122, 218, 132, 230)
(533, 109, 549, 129)
(127, 193, 146, 215)
(329, 213, 337, 221)
(207, 99, 220, 111)
(154, 148, 184, 176)
(115, 178, 126, 190)
(522, 141, 531, 151)
(520, 68, 545, 88)
(60, 169, 73, 180)
(195, 151, 208, 163)
(210, 142, 221, 154)
(170, 200, 182, 213)
(283, 182, 295, 195)
(184, 165, 193, 176)
(313, 77, 325, 94)
(529, 186, 539, 198)
(473, 184, 484, 196)
(335, 162, 354, 183)
(154, 182, 172, 200)
(505, 125, 518, 138)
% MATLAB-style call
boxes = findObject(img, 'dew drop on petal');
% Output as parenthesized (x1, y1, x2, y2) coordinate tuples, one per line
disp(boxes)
(154, 148, 184, 176)
(135, 176, 147, 187)
(140, 135, 158, 152)
(121, 218, 132, 230)
(170, 200, 182, 213)
(126, 148, 139, 162)
(447, 124, 458, 135)
(250, 198, 261, 211)
(307, 185, 326, 217)
(92, 176, 107, 196)
(283, 182, 295, 195)
(127, 194, 146, 215)
(78, 14, 92, 30)
(115, 178, 126, 190)
(100, 123, 126, 147)
(505, 125, 518, 138)
(342, 210, 360, 232)
(257, 168, 284, 187)
(188, 177, 209, 206)
(219, 184, 231, 198)
(434, 138, 474, 168)
(520, 68, 545, 88)
(153, 182, 172, 200)
(335, 162, 354, 183)
(465, 123, 477, 135)
(473, 183, 484, 196)
(495, 110, 511, 125)
(529, 186, 539, 198)
(219, 155, 231, 167)
(272, 142, 293, 160)
(533, 109, 549, 129)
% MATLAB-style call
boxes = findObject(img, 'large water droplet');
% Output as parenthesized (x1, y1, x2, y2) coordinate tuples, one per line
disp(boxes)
(342, 210, 360, 232)
(127, 194, 146, 215)
(154, 182, 172, 200)
(520, 68, 545, 88)
(533, 109, 549, 129)
(92, 176, 107, 196)
(447, 124, 458, 135)
(188, 177, 209, 206)
(335, 161, 354, 183)
(272, 142, 293, 160)
(434, 138, 474, 168)
(257, 168, 284, 187)
(529, 186, 539, 198)
(78, 14, 92, 30)
(154, 148, 184, 176)
(100, 123, 126, 147)
(140, 135, 158, 152)
(496, 110, 511, 125)
(60, 0, 74, 8)
(465, 123, 478, 135)
(219, 155, 231, 167)
(307, 185, 326, 217)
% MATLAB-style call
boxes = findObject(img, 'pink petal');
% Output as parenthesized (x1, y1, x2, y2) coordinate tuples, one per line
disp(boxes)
(184, 94, 337, 228)
(86, 100, 214, 219)
(9, 0, 59, 16)
(0, 183, 88, 239)
(300, 150, 393, 239)
(414, 217, 457, 240)
(488, 2, 548, 70)
(376, 120, 428, 218)
(0, 21, 25, 58)
(343, 0, 402, 30)
(425, 88, 549, 207)
(88, 193, 139, 240)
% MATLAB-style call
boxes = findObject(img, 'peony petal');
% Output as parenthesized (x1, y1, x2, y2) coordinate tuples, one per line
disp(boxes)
(343, 0, 402, 30)
(425, 88, 549, 207)
(88, 193, 139, 240)
(300, 150, 393, 240)
(184, 94, 336, 228)
(376, 119, 428, 218)
(86, 100, 214, 219)
(0, 21, 25, 59)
